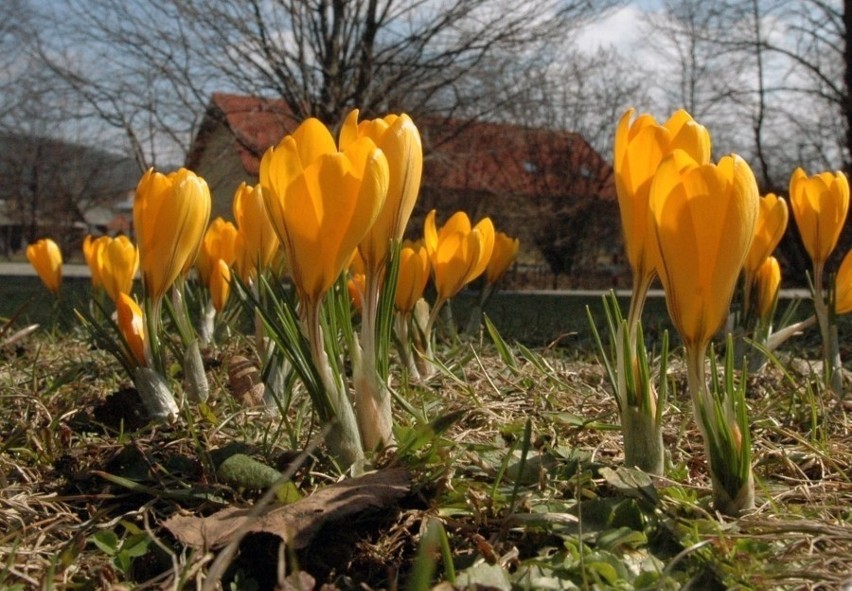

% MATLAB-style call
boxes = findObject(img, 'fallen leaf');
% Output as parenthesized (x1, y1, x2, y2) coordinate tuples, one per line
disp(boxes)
(164, 467, 410, 549)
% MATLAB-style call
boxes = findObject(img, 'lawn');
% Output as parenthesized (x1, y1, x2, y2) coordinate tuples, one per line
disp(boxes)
(0, 280, 850, 590)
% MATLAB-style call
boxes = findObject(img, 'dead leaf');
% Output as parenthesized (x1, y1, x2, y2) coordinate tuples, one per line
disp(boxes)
(164, 467, 410, 550)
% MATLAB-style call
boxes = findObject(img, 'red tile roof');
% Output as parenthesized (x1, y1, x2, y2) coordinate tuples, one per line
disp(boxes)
(189, 92, 614, 200)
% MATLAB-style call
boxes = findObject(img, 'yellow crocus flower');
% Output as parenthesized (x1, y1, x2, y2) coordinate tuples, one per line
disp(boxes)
(424, 210, 495, 301)
(744, 193, 788, 279)
(83, 235, 107, 290)
(233, 182, 280, 273)
(395, 241, 431, 314)
(260, 118, 389, 305)
(98, 235, 139, 303)
(209, 258, 231, 313)
(755, 256, 781, 321)
(614, 108, 711, 292)
(196, 217, 237, 288)
(486, 232, 520, 284)
(789, 168, 849, 267)
(649, 152, 759, 349)
(26, 238, 62, 294)
(134, 168, 212, 301)
(340, 110, 423, 273)
(116, 293, 147, 367)
(347, 272, 366, 312)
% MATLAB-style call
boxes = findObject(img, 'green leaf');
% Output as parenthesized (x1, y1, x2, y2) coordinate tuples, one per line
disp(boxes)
(598, 466, 659, 506)
(596, 526, 647, 551)
(120, 533, 151, 559)
(484, 314, 519, 372)
(586, 560, 620, 584)
(90, 530, 119, 555)
(197, 402, 219, 425)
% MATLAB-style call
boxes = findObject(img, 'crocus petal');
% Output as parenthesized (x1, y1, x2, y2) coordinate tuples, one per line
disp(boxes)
(424, 210, 439, 259)
(744, 193, 788, 278)
(466, 217, 495, 283)
(210, 258, 231, 312)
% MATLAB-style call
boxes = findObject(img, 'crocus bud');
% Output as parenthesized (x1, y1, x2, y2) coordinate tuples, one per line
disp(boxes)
(614, 108, 711, 283)
(26, 238, 62, 294)
(395, 241, 431, 314)
(196, 217, 237, 288)
(134, 168, 211, 301)
(649, 152, 759, 348)
(116, 293, 147, 367)
(789, 168, 849, 267)
(233, 182, 279, 273)
(98, 235, 139, 303)
(755, 256, 781, 321)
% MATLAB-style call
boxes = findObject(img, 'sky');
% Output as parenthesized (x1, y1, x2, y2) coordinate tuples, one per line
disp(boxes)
(575, 4, 654, 56)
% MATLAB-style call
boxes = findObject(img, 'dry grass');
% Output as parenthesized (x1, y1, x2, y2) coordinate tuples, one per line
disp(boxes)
(1, 326, 851, 590)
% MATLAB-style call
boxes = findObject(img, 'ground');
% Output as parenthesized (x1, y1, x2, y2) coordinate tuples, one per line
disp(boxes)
(1, 325, 851, 590)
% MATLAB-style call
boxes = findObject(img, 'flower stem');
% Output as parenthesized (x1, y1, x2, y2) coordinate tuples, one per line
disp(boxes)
(686, 340, 754, 516)
(813, 264, 843, 394)
(304, 301, 364, 469)
(626, 271, 653, 345)
(621, 403, 664, 475)
(354, 269, 394, 451)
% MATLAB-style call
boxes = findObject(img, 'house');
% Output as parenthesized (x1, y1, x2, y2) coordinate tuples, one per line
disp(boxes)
(186, 93, 626, 288)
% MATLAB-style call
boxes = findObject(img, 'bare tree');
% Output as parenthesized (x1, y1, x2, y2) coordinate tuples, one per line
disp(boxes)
(643, 0, 851, 282)
(34, 0, 622, 167)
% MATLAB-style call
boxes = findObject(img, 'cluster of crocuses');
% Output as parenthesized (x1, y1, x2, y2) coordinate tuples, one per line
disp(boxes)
(27, 170, 213, 421)
(249, 111, 518, 467)
(349, 211, 519, 380)
(611, 107, 851, 515)
(26, 110, 519, 471)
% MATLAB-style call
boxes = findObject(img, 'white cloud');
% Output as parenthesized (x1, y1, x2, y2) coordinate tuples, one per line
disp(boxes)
(573, 6, 648, 54)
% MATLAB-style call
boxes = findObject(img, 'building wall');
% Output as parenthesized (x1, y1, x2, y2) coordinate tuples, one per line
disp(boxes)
(191, 126, 256, 221)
